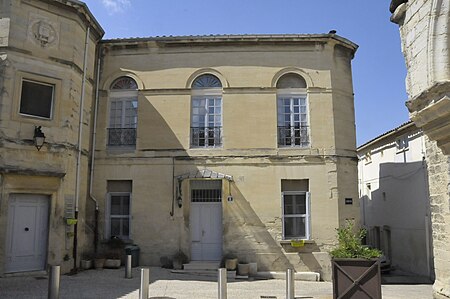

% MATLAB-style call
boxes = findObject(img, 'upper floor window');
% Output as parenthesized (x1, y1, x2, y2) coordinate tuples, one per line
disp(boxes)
(396, 136, 409, 152)
(108, 77, 138, 147)
(191, 74, 222, 147)
(20, 79, 54, 119)
(276, 73, 309, 147)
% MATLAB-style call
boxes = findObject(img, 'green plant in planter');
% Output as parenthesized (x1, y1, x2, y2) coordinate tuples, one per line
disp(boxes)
(330, 220, 382, 259)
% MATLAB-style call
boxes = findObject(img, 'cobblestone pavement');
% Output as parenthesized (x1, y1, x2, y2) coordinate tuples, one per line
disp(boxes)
(0, 267, 433, 299)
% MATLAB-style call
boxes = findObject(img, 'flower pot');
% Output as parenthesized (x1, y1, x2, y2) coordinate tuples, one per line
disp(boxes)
(104, 259, 121, 269)
(237, 263, 250, 276)
(81, 259, 92, 270)
(225, 258, 238, 271)
(94, 258, 105, 269)
(248, 262, 257, 276)
(332, 258, 381, 299)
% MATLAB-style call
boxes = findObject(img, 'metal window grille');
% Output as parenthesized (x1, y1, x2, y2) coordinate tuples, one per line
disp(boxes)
(108, 128, 137, 146)
(277, 126, 309, 147)
(191, 127, 222, 147)
(191, 189, 222, 202)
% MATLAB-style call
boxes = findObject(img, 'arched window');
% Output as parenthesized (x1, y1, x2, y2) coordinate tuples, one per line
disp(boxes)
(190, 74, 223, 147)
(276, 73, 309, 147)
(108, 76, 138, 147)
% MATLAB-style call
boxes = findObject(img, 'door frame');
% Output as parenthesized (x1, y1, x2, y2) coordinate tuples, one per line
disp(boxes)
(188, 179, 223, 261)
(4, 193, 50, 273)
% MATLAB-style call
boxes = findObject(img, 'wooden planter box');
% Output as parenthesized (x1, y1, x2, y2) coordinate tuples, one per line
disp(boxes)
(332, 258, 381, 299)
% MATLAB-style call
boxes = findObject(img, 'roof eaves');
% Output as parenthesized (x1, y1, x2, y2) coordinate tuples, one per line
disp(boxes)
(357, 120, 415, 151)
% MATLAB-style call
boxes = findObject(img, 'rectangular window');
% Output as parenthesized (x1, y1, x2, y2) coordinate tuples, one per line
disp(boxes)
(191, 97, 222, 147)
(396, 136, 409, 151)
(108, 193, 131, 239)
(19, 79, 54, 119)
(106, 180, 132, 240)
(282, 191, 310, 240)
(108, 98, 137, 146)
(277, 97, 309, 147)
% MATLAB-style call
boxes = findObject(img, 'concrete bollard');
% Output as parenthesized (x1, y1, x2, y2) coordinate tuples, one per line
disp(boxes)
(48, 265, 60, 299)
(218, 268, 227, 299)
(125, 255, 132, 279)
(139, 268, 149, 299)
(286, 268, 295, 299)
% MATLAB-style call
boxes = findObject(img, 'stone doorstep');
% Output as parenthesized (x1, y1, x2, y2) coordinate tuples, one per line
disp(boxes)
(171, 268, 320, 282)
(182, 261, 220, 270)
(171, 269, 237, 280)
(256, 271, 320, 281)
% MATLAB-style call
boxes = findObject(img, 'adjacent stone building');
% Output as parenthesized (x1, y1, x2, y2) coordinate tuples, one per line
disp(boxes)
(0, 0, 103, 274)
(0, 0, 360, 280)
(391, 0, 450, 297)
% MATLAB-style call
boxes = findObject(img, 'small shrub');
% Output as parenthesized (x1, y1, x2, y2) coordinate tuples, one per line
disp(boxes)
(330, 220, 382, 259)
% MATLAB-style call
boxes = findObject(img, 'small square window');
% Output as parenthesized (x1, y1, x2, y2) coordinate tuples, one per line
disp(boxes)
(19, 79, 54, 119)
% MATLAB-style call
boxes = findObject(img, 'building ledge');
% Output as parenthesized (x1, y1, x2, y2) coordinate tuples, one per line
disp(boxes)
(0, 166, 66, 178)
(410, 95, 450, 155)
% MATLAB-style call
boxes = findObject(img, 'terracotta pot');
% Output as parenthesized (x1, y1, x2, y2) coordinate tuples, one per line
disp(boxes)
(104, 259, 121, 269)
(248, 262, 257, 276)
(225, 258, 238, 271)
(81, 259, 92, 270)
(237, 263, 250, 276)
(94, 258, 105, 269)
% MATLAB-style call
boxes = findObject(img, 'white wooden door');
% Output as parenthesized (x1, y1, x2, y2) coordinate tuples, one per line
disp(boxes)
(190, 180, 223, 261)
(5, 194, 49, 273)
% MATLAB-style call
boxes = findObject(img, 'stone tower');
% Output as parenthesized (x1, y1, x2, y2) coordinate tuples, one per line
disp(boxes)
(390, 1, 450, 298)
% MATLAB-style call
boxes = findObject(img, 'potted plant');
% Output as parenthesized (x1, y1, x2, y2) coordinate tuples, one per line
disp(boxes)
(104, 236, 124, 269)
(172, 250, 188, 270)
(94, 253, 106, 270)
(330, 220, 382, 299)
(80, 253, 93, 270)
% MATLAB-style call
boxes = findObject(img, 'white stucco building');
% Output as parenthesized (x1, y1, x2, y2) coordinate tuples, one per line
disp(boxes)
(358, 121, 434, 279)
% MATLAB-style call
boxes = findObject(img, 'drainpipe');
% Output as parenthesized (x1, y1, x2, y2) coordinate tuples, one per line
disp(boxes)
(89, 56, 101, 254)
(73, 26, 90, 272)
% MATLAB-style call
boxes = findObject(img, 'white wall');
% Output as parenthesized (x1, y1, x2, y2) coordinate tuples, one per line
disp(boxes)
(358, 125, 433, 278)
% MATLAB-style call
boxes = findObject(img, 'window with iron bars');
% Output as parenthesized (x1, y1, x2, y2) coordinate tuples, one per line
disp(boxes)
(191, 97, 222, 147)
(277, 97, 309, 147)
(108, 99, 137, 146)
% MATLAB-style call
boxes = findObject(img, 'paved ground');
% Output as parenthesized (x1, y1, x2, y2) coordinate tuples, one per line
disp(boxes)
(0, 267, 433, 299)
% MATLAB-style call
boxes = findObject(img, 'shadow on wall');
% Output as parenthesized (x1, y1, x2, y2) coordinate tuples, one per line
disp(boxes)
(222, 182, 323, 273)
(362, 160, 434, 279)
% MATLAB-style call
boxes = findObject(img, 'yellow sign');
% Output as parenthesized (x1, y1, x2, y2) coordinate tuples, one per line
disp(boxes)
(290, 240, 305, 247)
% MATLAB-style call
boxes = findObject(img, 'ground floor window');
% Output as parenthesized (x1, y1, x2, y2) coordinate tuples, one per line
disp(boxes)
(107, 193, 131, 240)
(282, 191, 310, 240)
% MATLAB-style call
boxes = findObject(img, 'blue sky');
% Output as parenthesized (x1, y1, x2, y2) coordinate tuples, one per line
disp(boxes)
(83, 0, 409, 146)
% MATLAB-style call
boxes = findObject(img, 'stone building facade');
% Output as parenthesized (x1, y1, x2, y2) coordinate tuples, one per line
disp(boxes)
(94, 34, 359, 280)
(391, 0, 450, 298)
(0, 0, 103, 274)
(0, 0, 360, 280)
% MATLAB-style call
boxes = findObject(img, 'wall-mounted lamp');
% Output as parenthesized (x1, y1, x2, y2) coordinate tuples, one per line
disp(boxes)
(34, 126, 45, 151)
(177, 196, 183, 208)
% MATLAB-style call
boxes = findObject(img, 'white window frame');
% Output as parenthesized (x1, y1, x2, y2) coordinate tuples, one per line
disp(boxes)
(282, 191, 311, 240)
(19, 79, 55, 120)
(277, 89, 310, 148)
(191, 88, 223, 148)
(108, 91, 138, 146)
(106, 192, 131, 240)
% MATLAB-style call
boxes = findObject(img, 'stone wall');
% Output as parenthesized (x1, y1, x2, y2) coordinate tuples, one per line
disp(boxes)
(391, 0, 450, 297)
(425, 137, 450, 298)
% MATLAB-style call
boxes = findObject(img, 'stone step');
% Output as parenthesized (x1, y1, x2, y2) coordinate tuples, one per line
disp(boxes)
(172, 269, 236, 279)
(183, 261, 220, 270)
